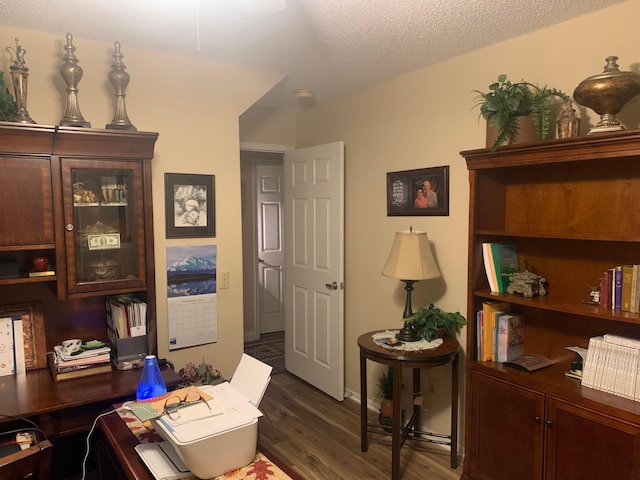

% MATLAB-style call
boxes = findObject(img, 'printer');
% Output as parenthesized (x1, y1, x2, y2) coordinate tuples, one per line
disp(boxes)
(145, 354, 272, 479)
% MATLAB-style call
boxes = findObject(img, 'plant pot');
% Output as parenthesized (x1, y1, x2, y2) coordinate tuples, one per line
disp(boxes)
(486, 114, 538, 149)
(379, 398, 393, 432)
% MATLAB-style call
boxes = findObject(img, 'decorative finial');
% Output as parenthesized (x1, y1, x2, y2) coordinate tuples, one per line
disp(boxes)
(5, 37, 35, 123)
(106, 41, 136, 130)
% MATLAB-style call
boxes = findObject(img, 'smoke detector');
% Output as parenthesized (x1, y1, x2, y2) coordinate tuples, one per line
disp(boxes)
(295, 89, 316, 107)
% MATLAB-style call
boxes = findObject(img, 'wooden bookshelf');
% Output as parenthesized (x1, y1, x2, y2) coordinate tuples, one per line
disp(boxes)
(461, 130, 640, 480)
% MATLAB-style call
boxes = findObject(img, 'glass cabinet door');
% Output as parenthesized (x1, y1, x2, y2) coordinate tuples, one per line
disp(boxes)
(61, 158, 147, 295)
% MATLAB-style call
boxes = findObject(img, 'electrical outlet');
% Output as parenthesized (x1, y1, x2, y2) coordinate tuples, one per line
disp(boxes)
(219, 272, 229, 289)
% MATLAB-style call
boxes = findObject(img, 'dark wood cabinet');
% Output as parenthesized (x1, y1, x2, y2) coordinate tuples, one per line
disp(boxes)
(461, 131, 640, 480)
(0, 122, 158, 353)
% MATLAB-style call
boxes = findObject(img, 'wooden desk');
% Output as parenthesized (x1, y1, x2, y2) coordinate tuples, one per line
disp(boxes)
(0, 366, 180, 438)
(95, 404, 306, 480)
(358, 331, 460, 480)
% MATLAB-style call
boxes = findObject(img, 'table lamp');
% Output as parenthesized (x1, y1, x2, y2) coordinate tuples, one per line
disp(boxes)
(382, 228, 441, 341)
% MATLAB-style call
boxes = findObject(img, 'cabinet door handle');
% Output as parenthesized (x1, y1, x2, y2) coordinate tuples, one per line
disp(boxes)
(546, 420, 553, 427)
(535, 416, 542, 424)
(65, 224, 74, 232)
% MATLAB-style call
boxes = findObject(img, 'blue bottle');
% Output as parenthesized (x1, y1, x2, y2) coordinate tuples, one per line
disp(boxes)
(136, 355, 167, 400)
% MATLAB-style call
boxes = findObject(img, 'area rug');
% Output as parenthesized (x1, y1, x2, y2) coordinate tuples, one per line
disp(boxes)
(244, 331, 285, 375)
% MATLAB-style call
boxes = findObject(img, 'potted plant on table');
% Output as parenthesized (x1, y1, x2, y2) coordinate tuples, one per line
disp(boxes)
(474, 74, 570, 151)
(374, 366, 394, 431)
(404, 304, 466, 342)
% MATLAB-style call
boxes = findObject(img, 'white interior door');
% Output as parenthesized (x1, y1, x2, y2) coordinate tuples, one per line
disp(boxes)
(256, 164, 285, 334)
(284, 141, 345, 401)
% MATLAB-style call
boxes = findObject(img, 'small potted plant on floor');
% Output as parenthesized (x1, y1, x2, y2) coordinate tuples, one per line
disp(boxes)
(374, 366, 394, 431)
(405, 304, 466, 342)
(474, 74, 570, 151)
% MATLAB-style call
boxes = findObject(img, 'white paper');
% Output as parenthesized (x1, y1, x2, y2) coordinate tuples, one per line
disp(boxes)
(230, 354, 273, 406)
(566, 346, 588, 363)
(135, 442, 195, 480)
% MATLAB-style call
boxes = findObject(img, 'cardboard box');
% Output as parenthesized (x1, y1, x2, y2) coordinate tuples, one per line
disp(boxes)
(150, 354, 272, 479)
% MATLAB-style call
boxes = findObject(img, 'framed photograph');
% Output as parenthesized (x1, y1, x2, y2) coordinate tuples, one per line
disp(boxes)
(0, 302, 47, 370)
(387, 166, 449, 216)
(165, 173, 215, 238)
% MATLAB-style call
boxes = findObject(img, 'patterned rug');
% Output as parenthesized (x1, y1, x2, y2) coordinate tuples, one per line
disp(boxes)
(244, 332, 285, 374)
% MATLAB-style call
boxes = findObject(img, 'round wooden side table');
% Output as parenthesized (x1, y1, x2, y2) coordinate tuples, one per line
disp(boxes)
(358, 330, 460, 480)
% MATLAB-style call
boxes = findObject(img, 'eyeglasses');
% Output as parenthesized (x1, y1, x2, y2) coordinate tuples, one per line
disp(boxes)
(163, 391, 211, 420)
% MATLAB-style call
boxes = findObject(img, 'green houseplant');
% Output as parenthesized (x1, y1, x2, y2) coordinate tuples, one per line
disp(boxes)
(374, 366, 394, 429)
(474, 74, 570, 151)
(405, 304, 466, 342)
(0, 71, 17, 122)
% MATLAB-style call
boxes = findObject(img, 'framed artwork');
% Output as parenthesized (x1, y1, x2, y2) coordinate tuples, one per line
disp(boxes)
(386, 165, 449, 216)
(165, 173, 215, 238)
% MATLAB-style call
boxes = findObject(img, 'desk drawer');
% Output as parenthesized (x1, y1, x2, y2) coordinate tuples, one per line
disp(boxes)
(38, 400, 113, 437)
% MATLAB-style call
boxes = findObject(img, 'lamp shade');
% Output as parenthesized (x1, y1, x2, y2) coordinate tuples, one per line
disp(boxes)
(381, 230, 441, 281)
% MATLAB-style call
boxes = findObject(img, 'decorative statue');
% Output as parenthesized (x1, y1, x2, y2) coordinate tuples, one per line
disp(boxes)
(507, 260, 547, 298)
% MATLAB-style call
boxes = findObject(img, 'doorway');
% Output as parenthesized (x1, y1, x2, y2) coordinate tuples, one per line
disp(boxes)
(241, 149, 285, 341)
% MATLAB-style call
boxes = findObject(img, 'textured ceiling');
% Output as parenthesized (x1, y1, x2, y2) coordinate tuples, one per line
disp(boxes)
(0, 0, 627, 109)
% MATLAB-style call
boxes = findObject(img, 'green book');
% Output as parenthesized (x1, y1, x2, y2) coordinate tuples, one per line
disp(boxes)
(491, 243, 519, 294)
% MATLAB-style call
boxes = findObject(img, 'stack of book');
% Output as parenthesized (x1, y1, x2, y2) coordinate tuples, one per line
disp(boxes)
(47, 343, 112, 382)
(482, 243, 519, 294)
(582, 334, 640, 400)
(599, 265, 640, 312)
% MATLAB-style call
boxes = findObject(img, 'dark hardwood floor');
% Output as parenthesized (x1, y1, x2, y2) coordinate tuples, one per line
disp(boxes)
(258, 372, 463, 480)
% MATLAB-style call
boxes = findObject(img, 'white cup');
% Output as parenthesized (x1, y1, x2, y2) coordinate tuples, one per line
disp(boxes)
(61, 339, 82, 355)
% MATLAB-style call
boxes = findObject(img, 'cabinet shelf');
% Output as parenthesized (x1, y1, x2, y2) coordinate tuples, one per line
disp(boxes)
(0, 274, 57, 285)
(476, 230, 640, 243)
(473, 290, 640, 326)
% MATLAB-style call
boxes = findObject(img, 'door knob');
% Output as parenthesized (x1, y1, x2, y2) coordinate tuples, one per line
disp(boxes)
(325, 281, 338, 290)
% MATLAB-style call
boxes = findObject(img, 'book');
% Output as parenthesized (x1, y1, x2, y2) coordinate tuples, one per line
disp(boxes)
(491, 243, 519, 294)
(599, 270, 610, 308)
(47, 353, 112, 382)
(603, 334, 640, 350)
(482, 243, 499, 293)
(0, 316, 15, 377)
(581, 336, 603, 388)
(12, 316, 25, 374)
(632, 265, 640, 314)
(613, 266, 623, 310)
(28, 270, 55, 277)
(481, 301, 511, 362)
(496, 313, 524, 363)
(502, 354, 553, 372)
(621, 265, 634, 311)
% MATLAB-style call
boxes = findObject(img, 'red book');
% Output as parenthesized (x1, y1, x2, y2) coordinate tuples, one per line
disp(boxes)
(600, 270, 610, 308)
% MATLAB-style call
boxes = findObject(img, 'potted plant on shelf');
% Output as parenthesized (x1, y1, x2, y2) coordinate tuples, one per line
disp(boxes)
(374, 366, 394, 431)
(0, 71, 17, 122)
(474, 74, 570, 151)
(405, 303, 466, 342)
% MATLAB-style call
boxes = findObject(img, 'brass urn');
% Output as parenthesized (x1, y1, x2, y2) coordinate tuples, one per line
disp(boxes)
(573, 56, 640, 134)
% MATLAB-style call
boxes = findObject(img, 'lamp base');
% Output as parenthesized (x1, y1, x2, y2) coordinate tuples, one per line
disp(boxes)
(396, 321, 422, 342)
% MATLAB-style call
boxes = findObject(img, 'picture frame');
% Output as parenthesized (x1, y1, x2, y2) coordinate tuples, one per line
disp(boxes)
(386, 165, 449, 216)
(0, 302, 47, 370)
(165, 173, 215, 238)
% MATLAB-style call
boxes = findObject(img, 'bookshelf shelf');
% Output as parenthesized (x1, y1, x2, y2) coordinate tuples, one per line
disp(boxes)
(462, 130, 640, 480)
